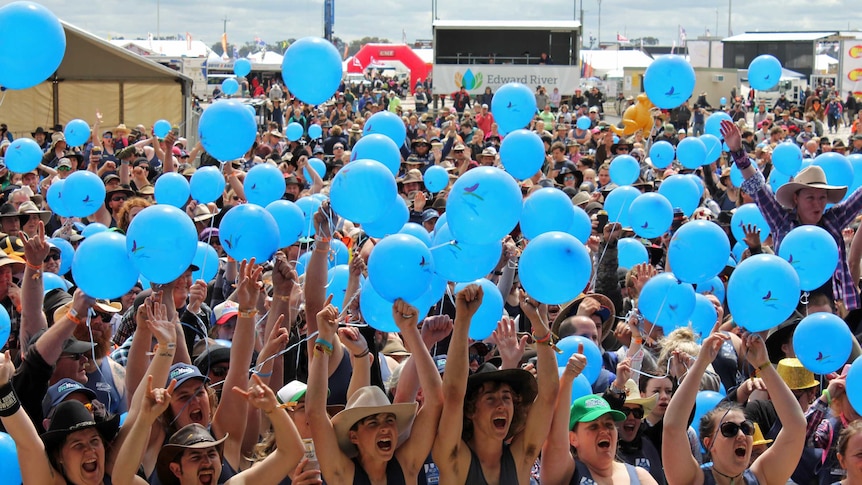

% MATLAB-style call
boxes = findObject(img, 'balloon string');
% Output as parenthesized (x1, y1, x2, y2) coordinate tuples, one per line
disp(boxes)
(0, 90, 6, 110)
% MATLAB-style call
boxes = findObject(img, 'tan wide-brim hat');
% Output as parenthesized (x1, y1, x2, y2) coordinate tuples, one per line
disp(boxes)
(621, 379, 658, 416)
(330, 386, 417, 458)
(552, 292, 616, 338)
(774, 165, 846, 209)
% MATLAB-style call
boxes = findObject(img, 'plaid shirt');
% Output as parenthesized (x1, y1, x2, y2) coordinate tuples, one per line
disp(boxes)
(735, 150, 862, 310)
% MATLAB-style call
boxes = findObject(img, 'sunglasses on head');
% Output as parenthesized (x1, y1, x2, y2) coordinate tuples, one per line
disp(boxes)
(719, 420, 755, 438)
(622, 407, 645, 419)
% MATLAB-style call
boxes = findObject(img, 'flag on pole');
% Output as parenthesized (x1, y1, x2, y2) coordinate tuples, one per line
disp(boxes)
(254, 36, 266, 49)
(617, 33, 630, 43)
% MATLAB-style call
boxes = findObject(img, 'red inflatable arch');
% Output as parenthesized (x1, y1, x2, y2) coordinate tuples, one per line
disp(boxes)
(346, 44, 429, 94)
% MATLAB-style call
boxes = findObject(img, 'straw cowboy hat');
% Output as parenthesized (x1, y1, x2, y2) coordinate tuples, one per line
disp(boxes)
(621, 379, 658, 416)
(330, 386, 417, 458)
(774, 165, 846, 210)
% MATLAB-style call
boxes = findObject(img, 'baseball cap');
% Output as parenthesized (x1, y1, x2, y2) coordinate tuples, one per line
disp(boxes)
(589, 106, 599, 113)
(312, 146, 325, 155)
(421, 209, 440, 223)
(42, 378, 97, 417)
(569, 394, 626, 429)
(213, 300, 239, 325)
(57, 158, 72, 169)
(167, 362, 209, 388)
(277, 380, 309, 406)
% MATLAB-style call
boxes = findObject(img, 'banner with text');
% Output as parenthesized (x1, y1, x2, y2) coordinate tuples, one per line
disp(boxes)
(432, 65, 581, 96)
(841, 40, 862, 97)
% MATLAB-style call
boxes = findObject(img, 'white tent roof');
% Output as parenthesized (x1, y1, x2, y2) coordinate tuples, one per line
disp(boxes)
(110, 39, 214, 58)
(723, 32, 836, 42)
(580, 50, 653, 73)
(816, 54, 839, 71)
(247, 50, 284, 65)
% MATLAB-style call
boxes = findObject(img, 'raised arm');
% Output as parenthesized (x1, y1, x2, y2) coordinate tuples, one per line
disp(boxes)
(19, 221, 49, 353)
(338, 326, 371, 400)
(541, 350, 586, 485)
(305, 203, 345, 368)
(394, 315, 452, 404)
(298, 156, 324, 194)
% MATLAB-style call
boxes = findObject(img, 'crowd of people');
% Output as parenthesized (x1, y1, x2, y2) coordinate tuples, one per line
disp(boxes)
(1, 73, 862, 485)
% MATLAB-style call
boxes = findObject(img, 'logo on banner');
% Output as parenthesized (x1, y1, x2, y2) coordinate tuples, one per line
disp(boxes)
(850, 45, 862, 59)
(455, 69, 483, 90)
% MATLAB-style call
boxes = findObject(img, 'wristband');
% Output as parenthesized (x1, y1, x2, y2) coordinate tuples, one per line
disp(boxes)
(822, 389, 832, 407)
(315, 338, 334, 353)
(493, 270, 503, 276)
(255, 370, 273, 378)
(25, 261, 42, 272)
(313, 343, 333, 356)
(316, 236, 331, 243)
(67, 310, 84, 326)
(238, 309, 259, 319)
(0, 383, 21, 417)
(353, 348, 371, 359)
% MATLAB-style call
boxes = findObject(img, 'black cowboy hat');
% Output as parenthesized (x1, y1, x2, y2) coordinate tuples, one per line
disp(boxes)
(41, 400, 120, 451)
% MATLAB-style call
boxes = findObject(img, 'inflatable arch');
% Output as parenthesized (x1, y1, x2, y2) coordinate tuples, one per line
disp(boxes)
(346, 44, 430, 94)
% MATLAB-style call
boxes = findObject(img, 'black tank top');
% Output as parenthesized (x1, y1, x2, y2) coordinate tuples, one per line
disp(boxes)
(351, 456, 406, 485)
(465, 444, 519, 485)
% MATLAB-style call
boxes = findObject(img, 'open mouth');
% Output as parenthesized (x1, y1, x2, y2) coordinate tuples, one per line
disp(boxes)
(377, 438, 392, 451)
(735, 446, 747, 457)
(493, 417, 508, 430)
(598, 439, 612, 449)
(189, 410, 204, 422)
(199, 469, 215, 484)
(82, 460, 97, 473)
(623, 423, 636, 433)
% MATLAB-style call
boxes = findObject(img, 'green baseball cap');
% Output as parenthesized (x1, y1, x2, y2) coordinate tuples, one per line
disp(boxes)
(569, 394, 626, 430)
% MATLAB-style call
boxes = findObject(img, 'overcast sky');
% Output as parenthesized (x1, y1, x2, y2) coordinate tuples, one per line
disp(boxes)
(18, 0, 862, 49)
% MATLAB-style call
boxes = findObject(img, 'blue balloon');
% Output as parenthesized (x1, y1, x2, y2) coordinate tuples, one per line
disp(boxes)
(282, 37, 342, 105)
(218, 204, 280, 262)
(189, 166, 225, 204)
(727, 254, 800, 332)
(363, 111, 407, 146)
(668, 220, 730, 284)
(731, 203, 770, 244)
(639, 273, 696, 330)
(433, 212, 448, 234)
(446, 166, 522, 245)
(685, 173, 705, 198)
(154, 119, 172, 138)
(430, 223, 501, 282)
(658, 174, 700, 217)
(330, 239, 350, 267)
(576, 116, 592, 131)
(676, 137, 707, 170)
(81, 223, 108, 238)
(844, 356, 862, 414)
(520, 188, 574, 240)
(643, 55, 695, 109)
(368, 234, 433, 302)
(73, 232, 139, 299)
(63, 119, 91, 147)
(50, 237, 74, 275)
(618, 238, 649, 269)
(350, 133, 401, 176)
(689, 293, 718, 340)
(155, 172, 191, 208)
(793, 312, 852, 374)
(649, 140, 676, 169)
(603, 185, 641, 227)
(0, 305, 9, 347)
(266, 200, 305, 248)
(693, 391, 724, 437)
(748, 55, 782, 91)
(567, 374, 594, 403)
(732, 240, 747, 262)
(720, 97, 728, 106)
(308, 124, 323, 139)
(773, 142, 803, 176)
(4, 138, 43, 173)
(519, 232, 591, 305)
(286, 122, 304, 142)
(609, 155, 640, 185)
(454, 279, 504, 340)
(491, 83, 537, 135)
(768, 169, 793, 193)
(556, 336, 604, 385)
(42, 272, 68, 294)
(199, 100, 257, 161)
(245, 163, 286, 206)
(126, 205, 198, 284)
(499, 129, 545, 180)
(363, 195, 409, 238)
(399, 223, 432, 246)
(849, 154, 862, 195)
(705, 112, 733, 139)
(424, 165, 450, 193)
(699, 134, 722, 165)
(695, 276, 726, 305)
(325, 264, 351, 311)
(61, 171, 106, 218)
(303, 158, 327, 182)
(567, 206, 593, 244)
(0, 432, 22, 485)
(813, 153, 854, 197)
(778, 225, 839, 291)
(330, 159, 397, 223)
(295, 196, 322, 238)
(628, 192, 673, 238)
(0, 1, 65, 90)
(295, 251, 311, 276)
(359, 280, 400, 332)
(234, 58, 251, 77)
(191, 241, 219, 283)
(729, 163, 744, 188)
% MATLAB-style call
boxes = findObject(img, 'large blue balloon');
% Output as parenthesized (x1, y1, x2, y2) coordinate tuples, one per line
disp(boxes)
(793, 312, 853, 375)
(699, 134, 722, 165)
(454, 279, 504, 340)
(727, 254, 800, 332)
(628, 192, 673, 239)
(0, 1, 65, 90)
(4, 138, 43, 173)
(63, 119, 91, 147)
(363, 111, 407, 146)
(399, 223, 432, 246)
(603, 185, 640, 228)
(189, 166, 225, 203)
(555, 335, 603, 384)
(154, 119, 172, 138)
(295, 196, 322, 238)
(618, 238, 648, 269)
(446, 167, 522, 245)
(676, 137, 707, 170)
(566, 374, 594, 403)
(81, 223, 108, 238)
(368, 234, 434, 302)
(768, 168, 793, 193)
(245, 163, 286, 206)
(61, 171, 106, 218)
(430, 223, 501, 282)
(639, 273, 696, 330)
(218, 204, 280, 262)
(773, 142, 803, 176)
(282, 37, 342, 105)
(199, 100, 257, 161)
(499, 129, 545, 180)
(689, 293, 718, 339)
(286, 122, 304, 142)
(520, 188, 574, 240)
(643, 55, 695, 109)
(50, 237, 74, 275)
(234, 58, 251, 77)
(731, 203, 770, 243)
(844, 357, 862, 414)
(693, 391, 724, 437)
(609, 155, 640, 185)
(491, 83, 537, 135)
(350, 134, 402, 176)
(748, 55, 782, 91)
(849, 154, 862, 195)
(303, 158, 326, 182)
(567, 206, 592, 244)
(325, 264, 351, 311)
(519, 232, 591, 305)
(813, 153, 854, 196)
(0, 432, 22, 485)
(362, 194, 409, 238)
(155, 172, 191, 208)
(72, 232, 139, 299)
(221, 78, 239, 95)
(705, 112, 733, 139)
(266, 200, 306, 248)
(191, 241, 220, 283)
(126, 205, 198, 284)
(308, 124, 323, 139)
(778, 225, 839, 291)
(668, 220, 730, 284)
(649, 140, 675, 169)
(330, 159, 397, 223)
(424, 165, 450, 193)
(359, 280, 400, 332)
(695, 276, 725, 305)
(658, 174, 700, 217)
(576, 116, 592, 131)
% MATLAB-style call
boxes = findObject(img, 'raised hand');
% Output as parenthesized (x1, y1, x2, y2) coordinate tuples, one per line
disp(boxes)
(337, 326, 369, 357)
(236, 258, 264, 310)
(420, 315, 453, 347)
(632, 263, 657, 295)
(292, 458, 323, 485)
(145, 294, 176, 345)
(393, 299, 420, 331)
(491, 316, 527, 369)
(615, 357, 633, 385)
(233, 374, 279, 413)
(187, 279, 208, 314)
(561, 344, 587, 381)
(142, 376, 176, 420)
(271, 251, 298, 294)
(258, 315, 289, 364)
(315, 295, 339, 341)
(741, 332, 769, 369)
(455, 284, 484, 321)
(519, 290, 548, 327)
(312, 200, 336, 239)
(720, 119, 742, 152)
(21, 220, 49, 264)
(742, 224, 762, 251)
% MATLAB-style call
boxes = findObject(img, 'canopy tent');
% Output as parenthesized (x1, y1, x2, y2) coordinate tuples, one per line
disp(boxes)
(109, 39, 214, 59)
(815, 54, 839, 74)
(247, 50, 284, 66)
(579, 49, 653, 79)
(2, 21, 192, 140)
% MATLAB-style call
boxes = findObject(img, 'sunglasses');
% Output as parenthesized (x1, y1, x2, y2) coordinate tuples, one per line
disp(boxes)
(60, 352, 87, 361)
(719, 420, 755, 438)
(44, 253, 61, 262)
(622, 407, 645, 419)
(58, 166, 72, 171)
(111, 196, 127, 202)
(210, 366, 229, 378)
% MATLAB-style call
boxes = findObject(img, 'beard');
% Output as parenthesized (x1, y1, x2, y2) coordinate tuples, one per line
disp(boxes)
(73, 323, 114, 360)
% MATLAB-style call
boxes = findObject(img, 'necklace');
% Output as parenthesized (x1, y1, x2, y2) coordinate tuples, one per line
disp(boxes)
(710, 464, 744, 485)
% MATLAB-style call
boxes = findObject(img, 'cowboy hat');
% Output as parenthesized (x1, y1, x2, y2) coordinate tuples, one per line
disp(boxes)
(552, 292, 616, 338)
(41, 400, 120, 451)
(330, 386, 417, 457)
(115, 124, 131, 136)
(466, 364, 538, 410)
(621, 379, 658, 416)
(399, 169, 423, 185)
(611, 137, 634, 153)
(17, 200, 51, 224)
(774, 165, 846, 209)
(156, 424, 228, 485)
(192, 204, 215, 223)
(570, 190, 591, 207)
